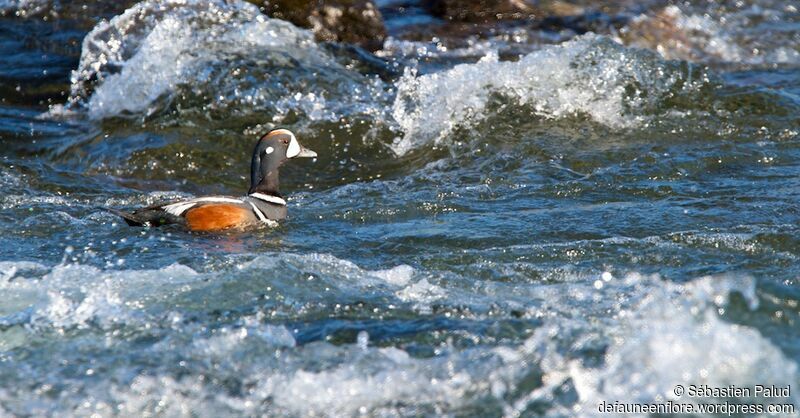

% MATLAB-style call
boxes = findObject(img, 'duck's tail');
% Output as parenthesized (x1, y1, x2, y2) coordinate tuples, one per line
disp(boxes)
(105, 207, 149, 226)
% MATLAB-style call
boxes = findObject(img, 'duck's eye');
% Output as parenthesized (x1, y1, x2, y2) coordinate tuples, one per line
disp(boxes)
(282, 138, 289, 144)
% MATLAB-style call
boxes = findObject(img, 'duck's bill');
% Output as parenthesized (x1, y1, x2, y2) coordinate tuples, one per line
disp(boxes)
(295, 147, 317, 158)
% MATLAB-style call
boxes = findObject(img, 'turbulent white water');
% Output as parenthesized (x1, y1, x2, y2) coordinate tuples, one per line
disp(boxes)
(0, 255, 795, 417)
(66, 0, 381, 122)
(67, 7, 712, 157)
(389, 35, 707, 155)
(61, 1, 717, 157)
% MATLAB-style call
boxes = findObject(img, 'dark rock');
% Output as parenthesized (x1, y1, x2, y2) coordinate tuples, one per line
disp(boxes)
(400, 0, 640, 54)
(616, 6, 705, 62)
(422, 0, 538, 22)
(419, 0, 642, 24)
(246, 0, 387, 51)
(537, 11, 630, 35)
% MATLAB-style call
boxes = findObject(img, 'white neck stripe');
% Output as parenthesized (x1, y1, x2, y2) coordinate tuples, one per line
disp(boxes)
(249, 193, 287, 206)
(247, 201, 269, 222)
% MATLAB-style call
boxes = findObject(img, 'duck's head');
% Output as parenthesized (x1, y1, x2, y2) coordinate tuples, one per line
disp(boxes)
(249, 129, 316, 195)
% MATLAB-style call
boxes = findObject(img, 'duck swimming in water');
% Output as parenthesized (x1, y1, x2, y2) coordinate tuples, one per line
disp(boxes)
(111, 129, 316, 231)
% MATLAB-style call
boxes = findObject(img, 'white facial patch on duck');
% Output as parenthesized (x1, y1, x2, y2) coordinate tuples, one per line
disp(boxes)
(286, 132, 300, 158)
(265, 146, 274, 155)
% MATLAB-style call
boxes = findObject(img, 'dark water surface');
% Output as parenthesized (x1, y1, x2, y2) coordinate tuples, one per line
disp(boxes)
(0, 0, 799, 416)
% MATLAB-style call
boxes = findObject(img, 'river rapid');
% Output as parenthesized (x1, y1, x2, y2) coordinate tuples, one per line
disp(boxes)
(0, 0, 799, 416)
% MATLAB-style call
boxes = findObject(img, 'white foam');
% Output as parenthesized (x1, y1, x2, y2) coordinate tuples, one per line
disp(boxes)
(267, 350, 466, 416)
(0, 261, 47, 282)
(242, 252, 414, 289)
(371, 264, 414, 286)
(0, 254, 795, 417)
(192, 324, 296, 356)
(218, 273, 798, 416)
(501, 273, 799, 416)
(67, 0, 369, 120)
(390, 34, 694, 155)
(8, 262, 200, 330)
(85, 14, 193, 119)
(397, 278, 446, 303)
(94, 341, 469, 417)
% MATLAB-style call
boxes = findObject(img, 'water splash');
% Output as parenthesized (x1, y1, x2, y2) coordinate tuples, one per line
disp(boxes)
(65, 0, 380, 121)
(390, 35, 704, 155)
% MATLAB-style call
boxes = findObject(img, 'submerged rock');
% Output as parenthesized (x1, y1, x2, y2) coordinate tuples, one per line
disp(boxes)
(247, 0, 387, 51)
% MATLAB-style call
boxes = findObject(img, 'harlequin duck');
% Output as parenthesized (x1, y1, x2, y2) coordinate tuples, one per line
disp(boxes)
(111, 129, 316, 231)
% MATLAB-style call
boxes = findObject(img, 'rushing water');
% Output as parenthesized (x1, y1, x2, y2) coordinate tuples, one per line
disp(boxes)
(1, 0, 799, 416)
